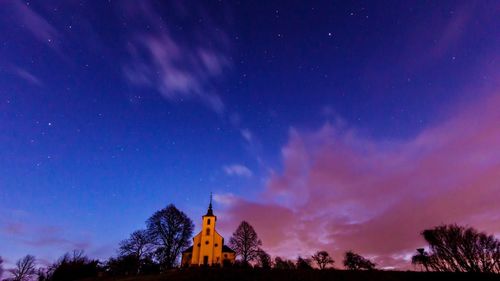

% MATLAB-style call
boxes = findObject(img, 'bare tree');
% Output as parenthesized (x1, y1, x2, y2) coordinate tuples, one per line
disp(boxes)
(36, 268, 47, 281)
(146, 204, 194, 269)
(118, 229, 155, 274)
(256, 249, 272, 269)
(420, 224, 500, 273)
(7, 255, 36, 281)
(343, 251, 375, 270)
(411, 248, 430, 272)
(229, 221, 262, 265)
(119, 229, 154, 260)
(312, 250, 334, 269)
(45, 250, 100, 281)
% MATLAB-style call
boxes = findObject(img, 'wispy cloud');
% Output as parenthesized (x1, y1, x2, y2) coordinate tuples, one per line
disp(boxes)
(3, 222, 25, 235)
(240, 129, 253, 144)
(11, 67, 42, 86)
(23, 236, 90, 250)
(122, 1, 231, 113)
(9, 1, 60, 49)
(2, 221, 90, 250)
(213, 193, 238, 206)
(217, 90, 500, 269)
(223, 164, 253, 178)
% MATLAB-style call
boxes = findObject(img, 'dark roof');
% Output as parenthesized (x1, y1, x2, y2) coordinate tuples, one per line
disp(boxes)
(205, 205, 214, 216)
(182, 246, 193, 253)
(222, 245, 235, 253)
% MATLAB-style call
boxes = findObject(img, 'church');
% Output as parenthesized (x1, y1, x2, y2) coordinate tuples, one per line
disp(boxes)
(181, 196, 235, 267)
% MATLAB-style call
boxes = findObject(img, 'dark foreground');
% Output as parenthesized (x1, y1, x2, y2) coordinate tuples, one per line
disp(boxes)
(86, 268, 500, 281)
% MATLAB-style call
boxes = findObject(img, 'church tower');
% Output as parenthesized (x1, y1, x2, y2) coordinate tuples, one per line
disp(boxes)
(181, 194, 235, 266)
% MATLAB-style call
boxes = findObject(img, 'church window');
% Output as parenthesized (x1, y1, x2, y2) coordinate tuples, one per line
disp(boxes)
(215, 243, 218, 247)
(205, 240, 209, 245)
(207, 219, 211, 225)
(206, 228, 210, 235)
(197, 243, 200, 247)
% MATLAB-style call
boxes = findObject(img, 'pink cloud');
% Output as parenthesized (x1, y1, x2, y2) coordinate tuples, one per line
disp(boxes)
(3, 222, 25, 235)
(1, 219, 91, 253)
(122, 1, 230, 113)
(219, 92, 500, 268)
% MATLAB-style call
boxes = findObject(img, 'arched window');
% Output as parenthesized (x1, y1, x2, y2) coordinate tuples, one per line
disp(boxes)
(206, 228, 210, 235)
(207, 219, 211, 225)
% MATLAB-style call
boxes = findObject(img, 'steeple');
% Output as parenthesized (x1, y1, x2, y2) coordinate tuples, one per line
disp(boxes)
(205, 192, 214, 216)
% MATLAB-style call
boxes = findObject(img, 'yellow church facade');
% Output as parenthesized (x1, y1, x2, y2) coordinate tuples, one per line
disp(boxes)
(181, 198, 235, 267)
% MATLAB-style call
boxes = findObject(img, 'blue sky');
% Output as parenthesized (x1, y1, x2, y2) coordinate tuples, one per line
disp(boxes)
(0, 0, 499, 269)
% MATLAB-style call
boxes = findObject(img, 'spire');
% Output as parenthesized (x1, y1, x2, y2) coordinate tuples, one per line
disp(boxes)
(205, 192, 214, 216)
(209, 192, 213, 209)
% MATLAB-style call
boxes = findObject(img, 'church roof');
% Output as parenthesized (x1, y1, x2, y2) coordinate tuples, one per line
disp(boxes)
(222, 245, 235, 253)
(205, 205, 214, 216)
(204, 193, 215, 216)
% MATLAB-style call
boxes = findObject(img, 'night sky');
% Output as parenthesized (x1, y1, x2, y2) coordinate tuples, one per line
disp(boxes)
(1, 0, 499, 269)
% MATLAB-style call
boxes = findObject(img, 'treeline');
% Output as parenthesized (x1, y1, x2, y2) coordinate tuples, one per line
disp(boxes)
(411, 224, 500, 273)
(1, 204, 500, 281)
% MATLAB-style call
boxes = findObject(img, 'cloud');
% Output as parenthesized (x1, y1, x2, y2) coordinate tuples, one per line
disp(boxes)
(219, 92, 500, 268)
(8, 1, 60, 49)
(2, 222, 25, 235)
(11, 67, 42, 86)
(223, 164, 253, 178)
(240, 129, 253, 144)
(122, 1, 230, 113)
(20, 226, 91, 249)
(1, 218, 91, 259)
(213, 193, 238, 206)
(429, 3, 473, 59)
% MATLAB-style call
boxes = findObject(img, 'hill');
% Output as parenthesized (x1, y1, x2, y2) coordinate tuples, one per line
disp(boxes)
(86, 268, 499, 281)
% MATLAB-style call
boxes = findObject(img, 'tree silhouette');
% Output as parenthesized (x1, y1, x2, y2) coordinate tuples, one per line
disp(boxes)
(146, 204, 194, 269)
(273, 257, 295, 269)
(420, 224, 500, 273)
(45, 250, 100, 281)
(343, 251, 375, 270)
(0, 256, 4, 280)
(256, 249, 272, 269)
(119, 229, 154, 260)
(106, 255, 140, 276)
(118, 229, 154, 274)
(296, 256, 313, 270)
(311, 250, 334, 269)
(229, 221, 262, 265)
(411, 248, 430, 272)
(7, 255, 36, 281)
